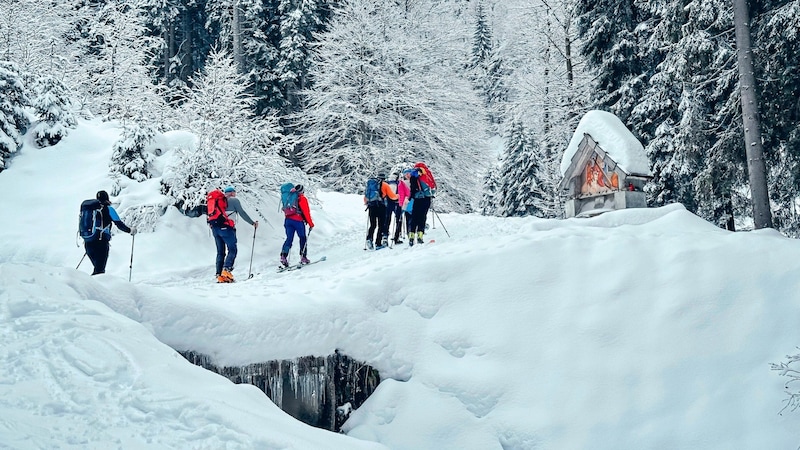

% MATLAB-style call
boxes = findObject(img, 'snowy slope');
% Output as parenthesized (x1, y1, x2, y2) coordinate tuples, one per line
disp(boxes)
(1, 120, 799, 449)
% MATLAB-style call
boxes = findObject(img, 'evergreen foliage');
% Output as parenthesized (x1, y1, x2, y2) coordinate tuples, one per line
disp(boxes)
(110, 122, 156, 182)
(496, 119, 545, 217)
(0, 62, 29, 171)
(479, 162, 501, 216)
(30, 75, 77, 148)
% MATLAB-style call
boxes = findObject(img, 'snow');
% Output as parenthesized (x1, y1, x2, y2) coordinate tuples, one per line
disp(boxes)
(1, 118, 799, 449)
(561, 110, 651, 177)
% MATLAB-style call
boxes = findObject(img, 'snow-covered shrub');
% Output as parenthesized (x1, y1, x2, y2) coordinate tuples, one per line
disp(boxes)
(162, 48, 296, 213)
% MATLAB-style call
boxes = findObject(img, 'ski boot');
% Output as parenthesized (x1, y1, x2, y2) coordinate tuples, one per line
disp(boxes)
(280, 253, 289, 267)
(416, 232, 424, 245)
(365, 240, 374, 250)
(408, 232, 415, 247)
(219, 268, 234, 283)
(300, 255, 311, 265)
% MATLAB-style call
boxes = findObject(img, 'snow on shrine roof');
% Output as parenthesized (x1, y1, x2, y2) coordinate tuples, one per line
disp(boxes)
(560, 110, 651, 177)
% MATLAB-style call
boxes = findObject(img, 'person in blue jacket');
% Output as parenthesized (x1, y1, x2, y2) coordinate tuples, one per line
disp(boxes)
(83, 190, 136, 275)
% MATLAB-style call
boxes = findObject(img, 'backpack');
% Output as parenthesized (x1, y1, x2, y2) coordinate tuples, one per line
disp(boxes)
(414, 162, 436, 194)
(78, 199, 106, 242)
(280, 183, 300, 216)
(207, 189, 232, 227)
(364, 178, 383, 205)
(386, 179, 399, 195)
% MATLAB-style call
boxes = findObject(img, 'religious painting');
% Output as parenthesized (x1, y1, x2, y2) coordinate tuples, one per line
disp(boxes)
(580, 154, 619, 195)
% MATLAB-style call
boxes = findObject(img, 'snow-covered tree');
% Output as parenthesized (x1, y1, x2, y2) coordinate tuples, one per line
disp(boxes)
(753, 1, 800, 235)
(74, 0, 162, 120)
(30, 75, 77, 148)
(110, 122, 156, 182)
(164, 47, 290, 212)
(496, 119, 546, 217)
(478, 161, 501, 216)
(296, 0, 489, 212)
(575, 0, 651, 120)
(0, 62, 29, 171)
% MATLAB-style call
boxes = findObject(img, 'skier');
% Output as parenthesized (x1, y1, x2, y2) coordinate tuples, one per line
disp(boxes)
(364, 173, 397, 249)
(407, 168, 433, 245)
(212, 186, 258, 283)
(79, 190, 136, 275)
(280, 184, 314, 267)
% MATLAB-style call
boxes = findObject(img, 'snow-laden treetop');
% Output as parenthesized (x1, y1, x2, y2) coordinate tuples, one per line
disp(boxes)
(560, 110, 651, 177)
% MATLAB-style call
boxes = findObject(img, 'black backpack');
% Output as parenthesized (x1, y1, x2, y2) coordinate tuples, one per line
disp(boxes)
(78, 199, 106, 241)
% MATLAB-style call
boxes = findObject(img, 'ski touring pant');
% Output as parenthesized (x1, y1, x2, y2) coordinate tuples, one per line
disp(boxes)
(282, 218, 307, 256)
(212, 226, 238, 274)
(85, 238, 110, 275)
(366, 202, 387, 246)
(409, 196, 431, 234)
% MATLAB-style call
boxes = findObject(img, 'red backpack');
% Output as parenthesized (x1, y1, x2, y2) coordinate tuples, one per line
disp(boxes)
(207, 189, 234, 227)
(414, 162, 437, 192)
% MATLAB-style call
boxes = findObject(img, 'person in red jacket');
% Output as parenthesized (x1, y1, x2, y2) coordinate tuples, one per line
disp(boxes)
(280, 184, 314, 267)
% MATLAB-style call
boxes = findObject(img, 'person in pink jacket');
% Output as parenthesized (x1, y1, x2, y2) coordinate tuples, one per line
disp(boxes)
(388, 172, 411, 244)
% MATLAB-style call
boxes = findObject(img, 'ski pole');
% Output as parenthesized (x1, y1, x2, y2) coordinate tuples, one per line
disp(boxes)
(432, 207, 450, 238)
(76, 252, 86, 270)
(301, 226, 312, 256)
(248, 226, 257, 279)
(364, 213, 369, 250)
(128, 234, 135, 282)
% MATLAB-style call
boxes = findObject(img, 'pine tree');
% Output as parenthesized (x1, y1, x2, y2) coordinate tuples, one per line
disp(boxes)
(752, 1, 800, 235)
(0, 62, 29, 172)
(30, 75, 77, 148)
(496, 119, 545, 217)
(109, 122, 156, 182)
(575, 0, 651, 120)
(479, 162, 501, 216)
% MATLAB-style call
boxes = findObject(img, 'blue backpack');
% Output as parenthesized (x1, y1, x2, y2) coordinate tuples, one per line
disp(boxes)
(78, 199, 106, 241)
(280, 183, 299, 216)
(365, 178, 383, 205)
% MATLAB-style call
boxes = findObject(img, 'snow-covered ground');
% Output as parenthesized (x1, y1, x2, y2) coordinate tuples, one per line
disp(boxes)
(1, 119, 798, 449)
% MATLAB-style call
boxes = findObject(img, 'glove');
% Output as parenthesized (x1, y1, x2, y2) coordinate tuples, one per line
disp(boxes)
(130, 226, 137, 236)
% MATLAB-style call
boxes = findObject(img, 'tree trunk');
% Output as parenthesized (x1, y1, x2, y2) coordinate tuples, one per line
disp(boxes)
(232, 0, 243, 73)
(732, 0, 773, 229)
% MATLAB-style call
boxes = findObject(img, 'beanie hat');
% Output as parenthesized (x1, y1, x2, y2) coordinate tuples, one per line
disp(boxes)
(377, 172, 387, 180)
(223, 186, 236, 193)
(294, 184, 304, 194)
(96, 190, 111, 205)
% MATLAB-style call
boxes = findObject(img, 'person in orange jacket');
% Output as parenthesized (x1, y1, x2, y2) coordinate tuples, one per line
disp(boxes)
(280, 184, 314, 266)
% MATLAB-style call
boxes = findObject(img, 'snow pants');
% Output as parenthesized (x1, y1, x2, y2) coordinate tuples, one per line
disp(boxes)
(366, 202, 387, 246)
(282, 218, 307, 256)
(212, 226, 238, 274)
(85, 238, 110, 275)
(409, 196, 431, 234)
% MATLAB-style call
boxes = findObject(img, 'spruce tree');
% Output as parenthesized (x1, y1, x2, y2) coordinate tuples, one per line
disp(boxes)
(497, 119, 544, 217)
(0, 62, 29, 172)
(30, 75, 77, 148)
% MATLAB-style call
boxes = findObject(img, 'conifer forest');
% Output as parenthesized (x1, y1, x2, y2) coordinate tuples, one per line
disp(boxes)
(2, 0, 800, 234)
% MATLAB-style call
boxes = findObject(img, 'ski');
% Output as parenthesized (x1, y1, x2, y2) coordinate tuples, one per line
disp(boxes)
(276, 256, 327, 273)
